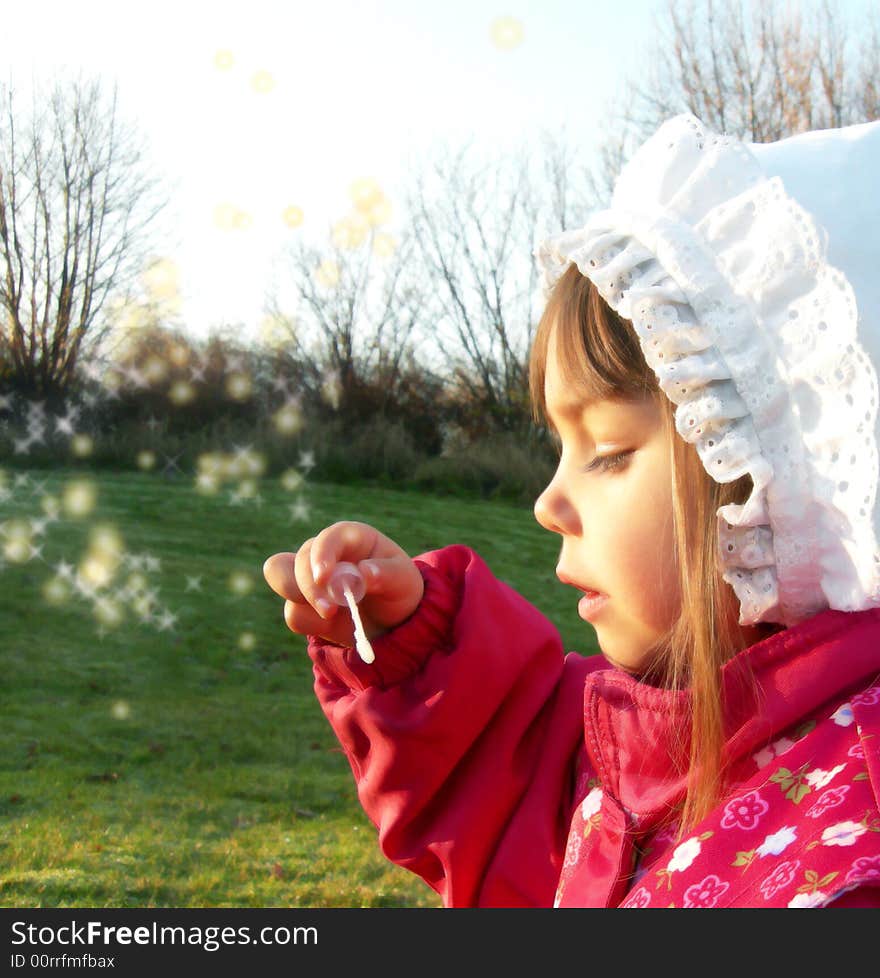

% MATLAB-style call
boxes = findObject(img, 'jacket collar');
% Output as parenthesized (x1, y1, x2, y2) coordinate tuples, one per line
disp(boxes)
(582, 608, 880, 828)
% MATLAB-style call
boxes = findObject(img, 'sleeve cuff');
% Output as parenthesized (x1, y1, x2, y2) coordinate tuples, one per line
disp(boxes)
(306, 554, 459, 691)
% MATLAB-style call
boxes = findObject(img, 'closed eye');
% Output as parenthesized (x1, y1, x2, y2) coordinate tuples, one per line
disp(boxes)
(584, 450, 633, 474)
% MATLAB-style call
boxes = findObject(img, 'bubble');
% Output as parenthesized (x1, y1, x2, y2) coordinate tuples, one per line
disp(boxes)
(40, 496, 61, 520)
(2, 521, 32, 563)
(63, 480, 98, 518)
(168, 344, 190, 368)
(94, 596, 123, 628)
(332, 213, 369, 249)
(169, 380, 196, 406)
(315, 260, 340, 288)
(274, 403, 304, 436)
(372, 231, 396, 257)
(280, 468, 304, 491)
(195, 472, 221, 496)
(229, 571, 253, 596)
(251, 70, 276, 93)
(111, 700, 131, 720)
(214, 203, 252, 231)
(490, 16, 525, 50)
(90, 524, 124, 558)
(43, 575, 71, 605)
(71, 434, 94, 458)
(238, 479, 258, 499)
(137, 450, 156, 471)
(238, 631, 257, 651)
(143, 356, 167, 385)
(214, 50, 234, 71)
(351, 177, 382, 208)
(126, 572, 148, 594)
(282, 205, 304, 228)
(80, 554, 114, 589)
(143, 258, 181, 302)
(226, 373, 253, 401)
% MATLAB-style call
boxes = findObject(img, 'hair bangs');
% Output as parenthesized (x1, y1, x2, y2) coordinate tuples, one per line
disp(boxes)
(529, 262, 658, 426)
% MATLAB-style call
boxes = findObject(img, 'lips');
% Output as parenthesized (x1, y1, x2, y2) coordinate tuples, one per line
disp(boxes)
(557, 570, 604, 597)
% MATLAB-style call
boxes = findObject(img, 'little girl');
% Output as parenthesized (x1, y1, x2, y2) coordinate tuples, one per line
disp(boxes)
(263, 115, 880, 908)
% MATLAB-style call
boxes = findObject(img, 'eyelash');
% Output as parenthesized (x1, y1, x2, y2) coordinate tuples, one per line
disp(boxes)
(584, 451, 632, 474)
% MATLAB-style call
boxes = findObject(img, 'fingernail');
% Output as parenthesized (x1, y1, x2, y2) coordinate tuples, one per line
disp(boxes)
(316, 597, 334, 618)
(311, 558, 325, 582)
(363, 561, 379, 579)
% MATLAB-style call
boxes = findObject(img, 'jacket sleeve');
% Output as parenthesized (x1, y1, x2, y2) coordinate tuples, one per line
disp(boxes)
(306, 543, 601, 907)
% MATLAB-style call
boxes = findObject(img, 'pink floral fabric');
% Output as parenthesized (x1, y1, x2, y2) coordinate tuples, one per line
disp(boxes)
(560, 682, 880, 907)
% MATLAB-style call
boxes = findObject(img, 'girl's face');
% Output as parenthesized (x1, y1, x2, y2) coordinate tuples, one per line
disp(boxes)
(534, 331, 682, 675)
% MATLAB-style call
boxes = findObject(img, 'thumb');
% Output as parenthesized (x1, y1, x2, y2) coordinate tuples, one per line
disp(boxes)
(355, 555, 424, 631)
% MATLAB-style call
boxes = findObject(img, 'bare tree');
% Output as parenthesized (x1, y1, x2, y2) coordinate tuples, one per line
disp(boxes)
(268, 225, 430, 425)
(0, 75, 165, 406)
(588, 0, 880, 203)
(406, 140, 586, 437)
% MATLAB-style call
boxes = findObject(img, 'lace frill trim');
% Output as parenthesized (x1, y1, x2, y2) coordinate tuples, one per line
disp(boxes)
(535, 116, 880, 627)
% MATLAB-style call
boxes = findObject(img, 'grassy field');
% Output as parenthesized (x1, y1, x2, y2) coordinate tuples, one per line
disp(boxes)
(0, 466, 597, 908)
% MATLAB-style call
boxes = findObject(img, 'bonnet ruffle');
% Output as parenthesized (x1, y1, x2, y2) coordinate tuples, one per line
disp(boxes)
(535, 114, 880, 627)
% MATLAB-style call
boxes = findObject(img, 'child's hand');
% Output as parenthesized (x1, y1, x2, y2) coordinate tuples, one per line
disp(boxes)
(262, 521, 425, 647)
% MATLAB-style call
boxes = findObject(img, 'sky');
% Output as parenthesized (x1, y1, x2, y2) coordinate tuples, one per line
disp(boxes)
(2, 0, 873, 348)
(1, 0, 670, 345)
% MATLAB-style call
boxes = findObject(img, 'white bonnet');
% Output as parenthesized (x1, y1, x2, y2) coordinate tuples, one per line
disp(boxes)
(535, 114, 880, 627)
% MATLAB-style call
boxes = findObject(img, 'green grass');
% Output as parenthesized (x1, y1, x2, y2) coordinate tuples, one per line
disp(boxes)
(0, 466, 597, 907)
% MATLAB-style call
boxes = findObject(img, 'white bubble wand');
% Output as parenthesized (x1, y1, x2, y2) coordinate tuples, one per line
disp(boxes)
(326, 561, 375, 664)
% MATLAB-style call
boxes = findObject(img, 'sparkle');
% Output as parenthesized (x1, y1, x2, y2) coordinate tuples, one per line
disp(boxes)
(156, 609, 178, 632)
(185, 575, 203, 592)
(214, 49, 234, 70)
(137, 450, 157, 471)
(54, 405, 80, 437)
(289, 497, 311, 522)
(298, 450, 316, 472)
(162, 454, 183, 478)
(238, 631, 257, 651)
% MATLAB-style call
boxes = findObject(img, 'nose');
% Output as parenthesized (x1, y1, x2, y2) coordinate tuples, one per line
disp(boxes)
(534, 471, 576, 536)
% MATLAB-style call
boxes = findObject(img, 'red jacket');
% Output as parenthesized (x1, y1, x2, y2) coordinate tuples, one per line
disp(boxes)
(307, 545, 880, 907)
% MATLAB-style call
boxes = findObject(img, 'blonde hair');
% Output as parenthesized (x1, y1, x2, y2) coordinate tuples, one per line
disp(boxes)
(528, 264, 783, 831)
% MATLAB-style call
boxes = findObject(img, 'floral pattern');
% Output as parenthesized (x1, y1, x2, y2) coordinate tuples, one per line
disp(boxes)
(557, 678, 880, 908)
(721, 790, 769, 830)
(806, 786, 849, 819)
(616, 684, 880, 907)
(759, 859, 801, 899)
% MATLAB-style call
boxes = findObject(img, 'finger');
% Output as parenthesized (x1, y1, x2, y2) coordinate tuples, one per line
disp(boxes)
(263, 552, 305, 602)
(309, 521, 380, 585)
(358, 555, 413, 599)
(284, 598, 354, 647)
(294, 538, 338, 621)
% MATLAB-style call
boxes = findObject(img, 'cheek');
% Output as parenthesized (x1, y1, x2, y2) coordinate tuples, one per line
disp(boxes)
(614, 464, 681, 623)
